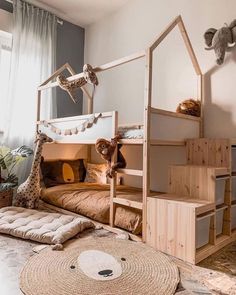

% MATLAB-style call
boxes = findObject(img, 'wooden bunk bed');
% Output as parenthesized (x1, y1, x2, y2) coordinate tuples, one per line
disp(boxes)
(37, 16, 203, 245)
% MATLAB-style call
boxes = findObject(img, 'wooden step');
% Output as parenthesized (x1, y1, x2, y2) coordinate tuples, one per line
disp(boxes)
(117, 168, 143, 176)
(113, 197, 143, 210)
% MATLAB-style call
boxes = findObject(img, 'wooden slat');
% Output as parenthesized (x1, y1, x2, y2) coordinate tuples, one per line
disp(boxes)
(150, 15, 180, 51)
(177, 17, 202, 75)
(150, 107, 201, 122)
(93, 50, 145, 72)
(36, 90, 41, 135)
(150, 140, 185, 146)
(113, 197, 143, 210)
(199, 74, 204, 137)
(38, 50, 146, 91)
(39, 63, 75, 87)
(142, 49, 152, 242)
(37, 111, 113, 125)
(110, 111, 118, 227)
(117, 168, 143, 176)
(119, 139, 143, 145)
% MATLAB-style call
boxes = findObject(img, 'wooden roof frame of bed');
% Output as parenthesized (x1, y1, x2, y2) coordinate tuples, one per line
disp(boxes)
(36, 15, 203, 242)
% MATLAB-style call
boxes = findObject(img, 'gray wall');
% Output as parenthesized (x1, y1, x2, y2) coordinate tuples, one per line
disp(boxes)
(0, 0, 12, 13)
(0, 0, 85, 118)
(56, 20, 84, 118)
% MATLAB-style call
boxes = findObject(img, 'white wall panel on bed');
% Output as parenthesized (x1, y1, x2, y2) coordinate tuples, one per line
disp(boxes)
(38, 115, 113, 143)
(150, 113, 200, 141)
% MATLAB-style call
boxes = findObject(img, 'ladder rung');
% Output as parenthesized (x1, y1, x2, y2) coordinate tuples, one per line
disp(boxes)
(113, 197, 143, 210)
(117, 168, 143, 176)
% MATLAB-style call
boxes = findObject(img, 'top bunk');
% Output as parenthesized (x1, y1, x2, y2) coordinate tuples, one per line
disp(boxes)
(36, 15, 203, 146)
(37, 108, 201, 146)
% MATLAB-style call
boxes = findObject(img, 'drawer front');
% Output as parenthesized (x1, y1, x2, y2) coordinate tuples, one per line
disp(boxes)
(146, 197, 196, 264)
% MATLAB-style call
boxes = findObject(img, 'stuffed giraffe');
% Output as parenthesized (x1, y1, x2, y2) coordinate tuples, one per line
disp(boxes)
(13, 133, 53, 209)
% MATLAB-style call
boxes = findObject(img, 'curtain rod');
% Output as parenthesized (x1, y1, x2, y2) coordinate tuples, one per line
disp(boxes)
(5, 0, 63, 25)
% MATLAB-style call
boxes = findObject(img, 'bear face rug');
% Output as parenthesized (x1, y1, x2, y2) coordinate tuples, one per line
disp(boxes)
(20, 237, 179, 295)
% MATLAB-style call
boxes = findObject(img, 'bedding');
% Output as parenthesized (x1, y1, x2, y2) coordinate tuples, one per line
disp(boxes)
(41, 183, 143, 235)
(118, 125, 143, 139)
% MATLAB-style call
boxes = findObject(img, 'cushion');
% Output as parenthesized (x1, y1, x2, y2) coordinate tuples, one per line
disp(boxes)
(84, 163, 107, 184)
(0, 207, 94, 247)
(41, 159, 86, 187)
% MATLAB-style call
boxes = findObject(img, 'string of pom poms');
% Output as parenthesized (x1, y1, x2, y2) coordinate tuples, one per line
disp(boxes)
(40, 113, 102, 136)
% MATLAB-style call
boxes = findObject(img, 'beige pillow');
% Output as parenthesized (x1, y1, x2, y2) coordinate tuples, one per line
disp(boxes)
(85, 163, 108, 184)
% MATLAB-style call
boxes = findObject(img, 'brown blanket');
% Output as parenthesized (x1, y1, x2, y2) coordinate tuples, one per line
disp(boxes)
(41, 183, 143, 235)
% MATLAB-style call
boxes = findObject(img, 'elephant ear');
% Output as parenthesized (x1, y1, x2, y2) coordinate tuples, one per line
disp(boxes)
(204, 28, 217, 47)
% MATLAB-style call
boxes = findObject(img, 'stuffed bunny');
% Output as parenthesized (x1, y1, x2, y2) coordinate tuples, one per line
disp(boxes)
(204, 20, 236, 65)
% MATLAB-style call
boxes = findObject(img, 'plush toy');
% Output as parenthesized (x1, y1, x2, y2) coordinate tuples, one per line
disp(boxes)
(57, 63, 98, 103)
(176, 99, 201, 117)
(204, 20, 236, 65)
(95, 135, 126, 178)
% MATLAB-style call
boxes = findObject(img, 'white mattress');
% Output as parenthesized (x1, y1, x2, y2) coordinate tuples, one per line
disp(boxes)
(0, 207, 94, 248)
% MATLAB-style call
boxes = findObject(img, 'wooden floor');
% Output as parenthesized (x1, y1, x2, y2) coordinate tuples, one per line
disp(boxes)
(1, 228, 236, 295)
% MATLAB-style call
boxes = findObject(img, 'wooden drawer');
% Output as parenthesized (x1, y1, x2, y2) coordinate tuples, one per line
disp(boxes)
(0, 190, 13, 208)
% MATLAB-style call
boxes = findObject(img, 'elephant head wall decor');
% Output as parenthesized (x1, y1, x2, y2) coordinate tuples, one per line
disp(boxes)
(204, 20, 236, 65)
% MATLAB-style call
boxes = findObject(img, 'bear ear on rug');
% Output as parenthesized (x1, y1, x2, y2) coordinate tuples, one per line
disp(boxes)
(95, 135, 126, 179)
(13, 133, 53, 209)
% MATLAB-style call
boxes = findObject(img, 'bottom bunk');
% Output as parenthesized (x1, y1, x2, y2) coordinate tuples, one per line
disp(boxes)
(40, 183, 144, 235)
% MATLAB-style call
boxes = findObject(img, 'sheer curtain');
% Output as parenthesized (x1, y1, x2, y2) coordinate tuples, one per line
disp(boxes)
(3, 0, 57, 182)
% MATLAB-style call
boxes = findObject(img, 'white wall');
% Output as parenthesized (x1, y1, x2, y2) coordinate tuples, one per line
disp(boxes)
(0, 9, 12, 33)
(85, 0, 236, 138)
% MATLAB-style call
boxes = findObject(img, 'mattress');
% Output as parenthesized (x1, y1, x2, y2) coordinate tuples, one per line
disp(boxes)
(0, 206, 93, 248)
(118, 125, 143, 139)
(41, 183, 143, 235)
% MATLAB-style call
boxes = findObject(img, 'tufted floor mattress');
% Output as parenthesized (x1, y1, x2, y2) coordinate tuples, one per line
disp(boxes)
(41, 183, 144, 235)
(0, 207, 94, 248)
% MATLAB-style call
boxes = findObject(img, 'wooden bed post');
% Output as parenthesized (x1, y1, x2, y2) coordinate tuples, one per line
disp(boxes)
(142, 48, 152, 242)
(177, 16, 203, 138)
(36, 89, 41, 134)
(110, 111, 118, 227)
(199, 74, 204, 137)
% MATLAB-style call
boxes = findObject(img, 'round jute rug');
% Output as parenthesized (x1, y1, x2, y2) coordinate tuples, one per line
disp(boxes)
(20, 237, 179, 295)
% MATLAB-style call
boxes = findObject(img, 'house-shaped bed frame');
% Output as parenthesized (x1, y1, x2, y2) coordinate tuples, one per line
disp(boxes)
(36, 16, 226, 264)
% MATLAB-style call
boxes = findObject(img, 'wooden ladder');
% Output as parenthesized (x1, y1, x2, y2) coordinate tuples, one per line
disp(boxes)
(109, 167, 144, 227)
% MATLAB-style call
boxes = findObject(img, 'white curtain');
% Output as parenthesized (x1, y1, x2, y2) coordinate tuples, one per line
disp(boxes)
(3, 0, 57, 181)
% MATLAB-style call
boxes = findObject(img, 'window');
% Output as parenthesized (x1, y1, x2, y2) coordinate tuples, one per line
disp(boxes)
(0, 30, 12, 132)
